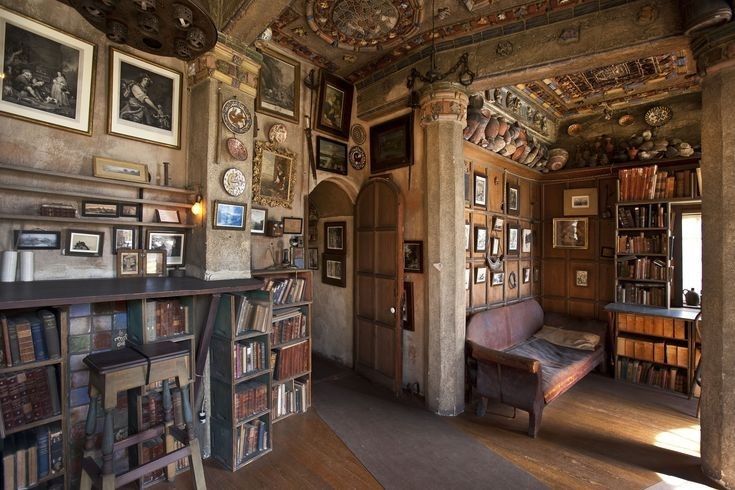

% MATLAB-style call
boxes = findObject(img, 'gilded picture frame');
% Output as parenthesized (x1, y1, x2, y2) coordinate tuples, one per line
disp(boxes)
(252, 140, 296, 208)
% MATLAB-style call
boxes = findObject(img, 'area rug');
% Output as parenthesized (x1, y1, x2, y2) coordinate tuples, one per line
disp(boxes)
(313, 369, 547, 490)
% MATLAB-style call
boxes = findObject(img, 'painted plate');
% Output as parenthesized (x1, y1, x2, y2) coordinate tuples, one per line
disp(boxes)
(644, 106, 673, 127)
(226, 138, 248, 161)
(350, 124, 367, 145)
(221, 99, 252, 134)
(567, 123, 583, 136)
(223, 168, 246, 197)
(349, 146, 366, 170)
(268, 123, 288, 144)
(618, 114, 635, 126)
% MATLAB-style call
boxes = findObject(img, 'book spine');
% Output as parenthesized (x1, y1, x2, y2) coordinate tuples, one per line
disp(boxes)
(46, 366, 61, 415)
(30, 319, 48, 361)
(36, 426, 50, 479)
(7, 319, 20, 365)
(15, 319, 36, 363)
(38, 310, 61, 359)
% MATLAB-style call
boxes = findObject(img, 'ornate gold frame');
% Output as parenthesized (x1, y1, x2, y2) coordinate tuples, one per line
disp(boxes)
(252, 141, 296, 208)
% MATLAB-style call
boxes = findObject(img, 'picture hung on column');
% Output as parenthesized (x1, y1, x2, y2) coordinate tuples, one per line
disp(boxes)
(403, 240, 423, 273)
(213, 201, 246, 230)
(0, 6, 96, 135)
(506, 183, 520, 216)
(370, 113, 413, 173)
(108, 47, 182, 148)
(250, 208, 267, 235)
(256, 48, 300, 123)
(252, 141, 296, 208)
(315, 71, 353, 139)
(316, 136, 348, 175)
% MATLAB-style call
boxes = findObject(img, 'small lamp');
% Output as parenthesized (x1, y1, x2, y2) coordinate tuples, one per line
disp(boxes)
(191, 194, 203, 216)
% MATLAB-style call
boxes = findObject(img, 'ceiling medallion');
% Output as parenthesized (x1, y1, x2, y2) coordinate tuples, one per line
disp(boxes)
(305, 0, 421, 51)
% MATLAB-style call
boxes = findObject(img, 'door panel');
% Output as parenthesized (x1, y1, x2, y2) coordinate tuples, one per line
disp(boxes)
(375, 325, 395, 377)
(375, 231, 397, 276)
(356, 275, 375, 318)
(356, 232, 374, 272)
(375, 277, 396, 325)
(357, 318, 375, 367)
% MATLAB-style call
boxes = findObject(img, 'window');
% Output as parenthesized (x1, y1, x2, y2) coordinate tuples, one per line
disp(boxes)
(681, 212, 702, 295)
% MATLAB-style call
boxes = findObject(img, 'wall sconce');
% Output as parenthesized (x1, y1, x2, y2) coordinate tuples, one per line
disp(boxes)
(191, 194, 202, 216)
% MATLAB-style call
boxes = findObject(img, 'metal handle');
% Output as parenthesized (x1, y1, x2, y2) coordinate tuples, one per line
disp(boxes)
(390, 307, 396, 314)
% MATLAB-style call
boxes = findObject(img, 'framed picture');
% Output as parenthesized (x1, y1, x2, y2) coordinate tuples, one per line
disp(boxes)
(475, 266, 487, 284)
(253, 140, 296, 208)
(82, 201, 118, 218)
(282, 217, 303, 234)
(490, 237, 500, 256)
(465, 267, 470, 290)
(308, 247, 319, 270)
(118, 203, 140, 218)
(14, 230, 60, 250)
(0, 6, 95, 135)
(370, 113, 413, 173)
(256, 48, 300, 123)
(492, 216, 504, 231)
(250, 207, 267, 235)
(522, 267, 531, 283)
(601, 246, 615, 258)
(316, 136, 348, 175)
(474, 173, 487, 208)
(522, 228, 532, 253)
(403, 240, 423, 273)
(156, 209, 180, 224)
(464, 222, 470, 251)
(66, 229, 103, 257)
(507, 223, 520, 256)
(464, 167, 471, 208)
(147, 230, 185, 265)
(108, 47, 182, 148)
(506, 183, 520, 216)
(315, 71, 353, 139)
(291, 247, 305, 268)
(474, 226, 487, 253)
(322, 253, 346, 287)
(308, 222, 318, 243)
(575, 269, 589, 287)
(553, 217, 589, 249)
(213, 201, 246, 230)
(116, 249, 142, 277)
(112, 226, 136, 254)
(564, 188, 598, 216)
(324, 221, 346, 254)
(491, 272, 505, 286)
(143, 250, 166, 277)
(401, 282, 414, 331)
(93, 156, 148, 184)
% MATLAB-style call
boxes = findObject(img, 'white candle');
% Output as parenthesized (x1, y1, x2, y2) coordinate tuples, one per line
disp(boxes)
(1, 251, 18, 282)
(19, 251, 33, 282)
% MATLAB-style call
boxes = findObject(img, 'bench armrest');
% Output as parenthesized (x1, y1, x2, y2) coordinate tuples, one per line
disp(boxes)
(468, 341, 540, 374)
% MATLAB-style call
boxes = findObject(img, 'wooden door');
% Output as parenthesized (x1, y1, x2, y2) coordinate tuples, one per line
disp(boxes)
(354, 178, 404, 393)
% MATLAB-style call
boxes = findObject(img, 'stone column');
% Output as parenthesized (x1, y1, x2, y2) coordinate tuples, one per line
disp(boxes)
(693, 21, 735, 488)
(420, 82, 469, 415)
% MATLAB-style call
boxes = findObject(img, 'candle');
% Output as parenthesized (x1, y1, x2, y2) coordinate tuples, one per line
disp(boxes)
(19, 251, 33, 282)
(1, 251, 18, 282)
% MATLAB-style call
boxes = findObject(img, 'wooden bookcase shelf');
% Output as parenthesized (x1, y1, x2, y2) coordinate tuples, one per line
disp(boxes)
(0, 214, 195, 229)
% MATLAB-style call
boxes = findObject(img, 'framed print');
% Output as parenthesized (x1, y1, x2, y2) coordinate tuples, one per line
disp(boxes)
(490, 237, 500, 256)
(522, 267, 531, 283)
(492, 216, 504, 231)
(552, 217, 589, 249)
(256, 48, 300, 123)
(118, 203, 140, 218)
(308, 247, 319, 270)
(66, 229, 103, 257)
(147, 230, 185, 265)
(93, 156, 149, 184)
(282, 217, 303, 234)
(253, 140, 296, 208)
(474, 173, 487, 208)
(370, 113, 413, 173)
(322, 253, 346, 287)
(403, 240, 423, 273)
(14, 230, 60, 250)
(575, 269, 589, 287)
(491, 272, 504, 286)
(213, 201, 246, 230)
(108, 47, 182, 148)
(0, 6, 95, 135)
(250, 207, 267, 235)
(113, 226, 136, 254)
(507, 224, 519, 256)
(316, 136, 348, 175)
(522, 228, 532, 253)
(116, 249, 142, 277)
(464, 222, 470, 251)
(401, 282, 414, 331)
(564, 188, 598, 216)
(316, 71, 353, 139)
(474, 226, 487, 253)
(156, 209, 180, 224)
(82, 201, 118, 218)
(308, 222, 318, 243)
(291, 247, 305, 268)
(324, 221, 346, 254)
(475, 266, 487, 284)
(143, 250, 166, 277)
(506, 183, 520, 216)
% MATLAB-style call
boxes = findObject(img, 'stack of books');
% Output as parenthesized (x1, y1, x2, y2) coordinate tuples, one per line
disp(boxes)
(0, 311, 61, 367)
(236, 419, 268, 463)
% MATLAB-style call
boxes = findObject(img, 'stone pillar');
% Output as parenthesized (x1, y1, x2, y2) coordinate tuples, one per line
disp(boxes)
(693, 21, 735, 488)
(420, 82, 469, 415)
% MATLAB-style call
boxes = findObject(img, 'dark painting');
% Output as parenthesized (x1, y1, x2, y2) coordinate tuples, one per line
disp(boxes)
(118, 60, 174, 130)
(258, 51, 298, 121)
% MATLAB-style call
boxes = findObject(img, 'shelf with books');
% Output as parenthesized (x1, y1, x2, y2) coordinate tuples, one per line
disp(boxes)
(2, 422, 65, 490)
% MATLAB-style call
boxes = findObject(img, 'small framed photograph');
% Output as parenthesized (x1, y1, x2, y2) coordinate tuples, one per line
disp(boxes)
(118, 203, 140, 218)
(401, 282, 414, 331)
(490, 237, 500, 256)
(491, 272, 505, 286)
(93, 156, 148, 184)
(147, 231, 185, 265)
(522, 228, 532, 254)
(316, 136, 348, 175)
(464, 222, 470, 251)
(474, 226, 487, 253)
(116, 249, 142, 277)
(564, 188, 598, 216)
(522, 267, 531, 283)
(322, 253, 346, 287)
(506, 183, 520, 216)
(601, 246, 615, 258)
(66, 230, 104, 257)
(492, 216, 504, 231)
(283, 217, 303, 234)
(143, 250, 166, 277)
(507, 223, 519, 256)
(403, 240, 423, 273)
(474, 173, 487, 208)
(308, 247, 319, 270)
(156, 209, 180, 224)
(325, 221, 346, 254)
(553, 218, 589, 249)
(113, 226, 137, 254)
(250, 207, 267, 235)
(213, 201, 246, 230)
(14, 230, 60, 250)
(475, 266, 487, 284)
(82, 201, 118, 218)
(575, 270, 589, 287)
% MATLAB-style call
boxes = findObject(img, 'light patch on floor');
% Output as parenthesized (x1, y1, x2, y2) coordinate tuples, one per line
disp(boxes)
(654, 425, 701, 458)
(647, 473, 714, 489)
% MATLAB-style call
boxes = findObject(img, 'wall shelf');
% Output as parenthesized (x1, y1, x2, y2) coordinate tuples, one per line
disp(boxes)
(0, 214, 195, 229)
(0, 183, 193, 208)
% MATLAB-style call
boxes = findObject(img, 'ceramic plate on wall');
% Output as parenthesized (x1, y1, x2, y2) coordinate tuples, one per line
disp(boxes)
(350, 124, 366, 145)
(221, 99, 252, 134)
(223, 168, 246, 196)
(226, 138, 248, 161)
(349, 146, 366, 170)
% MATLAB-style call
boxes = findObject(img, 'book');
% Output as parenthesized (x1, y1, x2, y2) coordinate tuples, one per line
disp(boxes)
(37, 310, 61, 359)
(15, 432, 26, 490)
(46, 366, 61, 415)
(15, 318, 36, 363)
(27, 434, 38, 487)
(3, 435, 15, 490)
(49, 423, 63, 473)
(6, 318, 20, 365)
(28, 316, 48, 361)
(36, 425, 50, 479)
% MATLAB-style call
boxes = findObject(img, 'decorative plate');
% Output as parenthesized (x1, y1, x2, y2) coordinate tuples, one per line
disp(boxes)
(644, 106, 673, 127)
(349, 146, 366, 170)
(268, 123, 288, 144)
(221, 99, 252, 134)
(350, 124, 367, 145)
(222, 168, 246, 197)
(618, 114, 635, 126)
(567, 123, 582, 136)
(226, 138, 248, 161)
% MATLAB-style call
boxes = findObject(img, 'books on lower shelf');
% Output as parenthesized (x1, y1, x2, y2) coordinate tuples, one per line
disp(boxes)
(617, 204, 667, 229)
(234, 382, 268, 420)
(234, 339, 267, 378)
(236, 420, 269, 463)
(616, 337, 688, 367)
(272, 341, 309, 380)
(615, 357, 687, 393)
(0, 310, 61, 368)
(1, 423, 63, 490)
(271, 309, 306, 346)
(0, 366, 60, 433)
(615, 283, 666, 307)
(616, 233, 666, 254)
(262, 278, 306, 305)
(617, 257, 668, 281)
(144, 299, 189, 341)
(273, 380, 309, 419)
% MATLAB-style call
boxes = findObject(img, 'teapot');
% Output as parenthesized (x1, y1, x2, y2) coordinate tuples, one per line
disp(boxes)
(684, 288, 701, 307)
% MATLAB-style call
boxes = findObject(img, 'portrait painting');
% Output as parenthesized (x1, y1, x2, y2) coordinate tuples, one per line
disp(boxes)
(253, 141, 296, 208)
(370, 113, 412, 173)
(316, 136, 348, 175)
(147, 231, 184, 265)
(316, 71, 353, 138)
(0, 6, 95, 134)
(553, 218, 589, 249)
(256, 48, 300, 123)
(576, 269, 589, 287)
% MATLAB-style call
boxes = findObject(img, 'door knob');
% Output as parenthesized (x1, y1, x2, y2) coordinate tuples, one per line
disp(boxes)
(390, 307, 396, 314)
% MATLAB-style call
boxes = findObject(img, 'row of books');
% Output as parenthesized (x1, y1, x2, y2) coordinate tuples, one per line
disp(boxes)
(237, 419, 269, 463)
(615, 284, 667, 307)
(271, 309, 306, 346)
(1, 423, 63, 490)
(616, 337, 690, 367)
(617, 204, 667, 228)
(273, 380, 309, 419)
(138, 437, 191, 485)
(234, 382, 268, 420)
(616, 234, 667, 254)
(235, 298, 271, 335)
(619, 165, 700, 202)
(145, 299, 189, 341)
(140, 389, 187, 429)
(263, 278, 307, 306)
(234, 340, 267, 378)
(617, 257, 668, 281)
(618, 313, 687, 339)
(616, 358, 688, 393)
(0, 366, 60, 432)
(272, 341, 309, 381)
(619, 166, 660, 202)
(0, 311, 61, 367)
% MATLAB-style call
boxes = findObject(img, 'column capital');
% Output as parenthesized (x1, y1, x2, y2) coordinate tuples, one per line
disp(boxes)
(187, 42, 260, 97)
(417, 82, 469, 127)
(692, 21, 735, 77)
